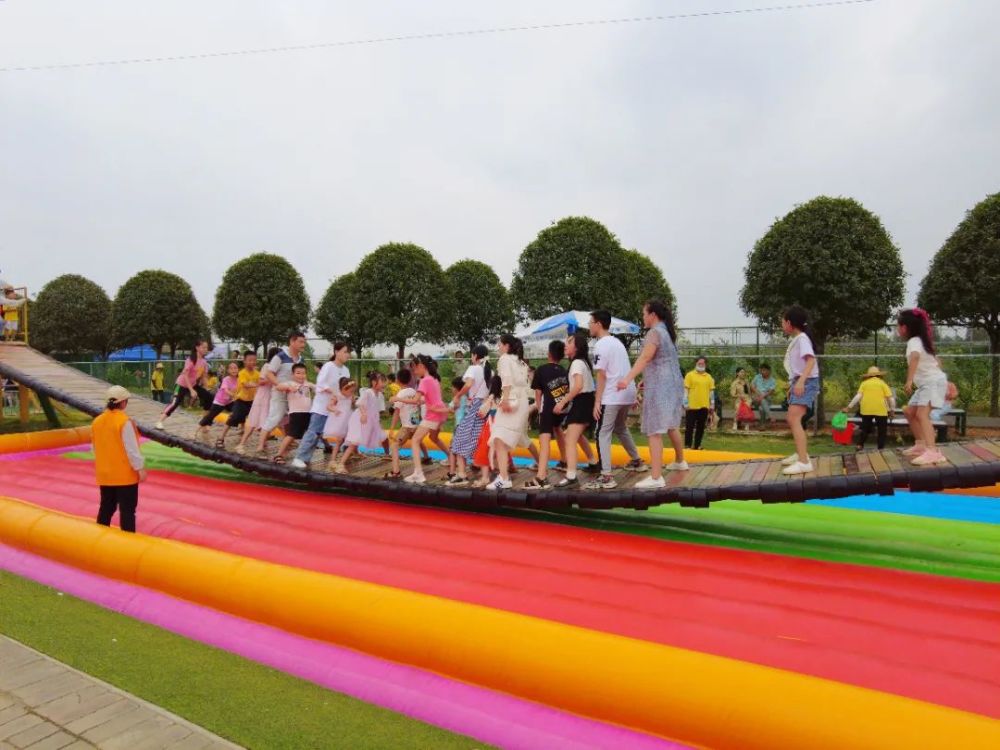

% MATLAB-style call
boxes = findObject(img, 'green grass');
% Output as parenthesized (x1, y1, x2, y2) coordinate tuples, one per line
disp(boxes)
(0, 571, 491, 750)
(0, 409, 90, 434)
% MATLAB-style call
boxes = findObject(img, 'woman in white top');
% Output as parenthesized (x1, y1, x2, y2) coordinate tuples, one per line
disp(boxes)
(486, 335, 531, 491)
(898, 308, 948, 465)
(552, 332, 597, 489)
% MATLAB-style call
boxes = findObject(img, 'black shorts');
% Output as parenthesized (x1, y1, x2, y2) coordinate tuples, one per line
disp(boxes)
(563, 392, 596, 426)
(286, 412, 311, 440)
(226, 399, 254, 427)
(538, 410, 562, 435)
(199, 403, 228, 427)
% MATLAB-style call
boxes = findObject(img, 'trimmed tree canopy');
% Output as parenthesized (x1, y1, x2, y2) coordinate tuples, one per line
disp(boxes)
(213, 252, 310, 351)
(443, 260, 516, 350)
(919, 191, 1000, 415)
(740, 196, 904, 344)
(614, 249, 677, 324)
(314, 272, 372, 353)
(352, 243, 450, 358)
(112, 270, 210, 357)
(31, 274, 112, 356)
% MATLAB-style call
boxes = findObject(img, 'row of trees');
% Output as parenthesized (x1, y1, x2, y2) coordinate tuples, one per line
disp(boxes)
(28, 194, 1000, 414)
(30, 216, 674, 360)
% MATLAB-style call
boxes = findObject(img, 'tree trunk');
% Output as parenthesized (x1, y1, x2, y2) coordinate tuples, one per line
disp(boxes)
(169, 343, 177, 359)
(397, 342, 406, 361)
(989, 328, 1000, 418)
(814, 336, 826, 430)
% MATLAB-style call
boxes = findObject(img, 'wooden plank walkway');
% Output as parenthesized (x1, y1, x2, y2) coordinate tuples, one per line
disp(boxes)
(4, 344, 1000, 511)
(0, 637, 240, 749)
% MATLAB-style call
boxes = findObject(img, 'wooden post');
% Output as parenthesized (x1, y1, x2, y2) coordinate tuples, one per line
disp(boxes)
(35, 391, 61, 428)
(18, 384, 29, 424)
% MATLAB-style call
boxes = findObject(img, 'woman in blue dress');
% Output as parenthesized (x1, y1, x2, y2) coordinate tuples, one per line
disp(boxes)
(617, 299, 688, 489)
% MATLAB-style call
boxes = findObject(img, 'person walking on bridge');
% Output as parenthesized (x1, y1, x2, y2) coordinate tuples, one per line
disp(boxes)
(92, 386, 146, 533)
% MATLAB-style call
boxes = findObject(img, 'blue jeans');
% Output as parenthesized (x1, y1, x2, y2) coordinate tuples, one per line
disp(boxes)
(294, 413, 329, 461)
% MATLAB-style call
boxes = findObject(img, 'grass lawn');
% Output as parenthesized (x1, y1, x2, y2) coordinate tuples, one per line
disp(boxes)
(0, 571, 491, 750)
(0, 408, 90, 434)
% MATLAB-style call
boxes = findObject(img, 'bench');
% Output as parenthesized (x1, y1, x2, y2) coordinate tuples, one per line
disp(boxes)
(847, 416, 948, 443)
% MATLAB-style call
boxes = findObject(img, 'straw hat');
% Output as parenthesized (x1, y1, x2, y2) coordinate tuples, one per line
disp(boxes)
(154, 362, 164, 369)
(105, 385, 132, 404)
(862, 366, 886, 379)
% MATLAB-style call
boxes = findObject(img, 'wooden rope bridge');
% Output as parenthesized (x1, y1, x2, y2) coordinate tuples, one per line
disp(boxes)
(3, 343, 1000, 511)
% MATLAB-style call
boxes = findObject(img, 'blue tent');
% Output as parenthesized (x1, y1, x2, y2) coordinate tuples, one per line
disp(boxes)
(106, 345, 159, 361)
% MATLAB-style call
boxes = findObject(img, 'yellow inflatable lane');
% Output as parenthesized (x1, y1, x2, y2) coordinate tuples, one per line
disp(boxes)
(1, 497, 996, 750)
(0, 426, 92, 454)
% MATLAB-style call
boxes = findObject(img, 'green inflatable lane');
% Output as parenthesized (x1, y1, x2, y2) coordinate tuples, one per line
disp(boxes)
(66, 444, 1000, 582)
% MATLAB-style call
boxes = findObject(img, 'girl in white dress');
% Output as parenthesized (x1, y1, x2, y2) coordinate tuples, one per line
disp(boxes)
(487, 335, 531, 491)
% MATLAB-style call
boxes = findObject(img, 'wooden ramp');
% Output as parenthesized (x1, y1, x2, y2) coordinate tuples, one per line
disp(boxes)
(4, 343, 1000, 511)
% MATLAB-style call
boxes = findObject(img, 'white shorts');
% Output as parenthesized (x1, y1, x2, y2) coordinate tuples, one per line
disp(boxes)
(909, 374, 947, 409)
(3, 320, 17, 332)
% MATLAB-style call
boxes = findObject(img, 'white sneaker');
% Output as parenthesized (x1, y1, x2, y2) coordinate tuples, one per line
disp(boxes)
(290, 458, 307, 470)
(665, 461, 690, 471)
(780, 453, 798, 466)
(155, 421, 165, 430)
(782, 461, 814, 475)
(635, 476, 666, 490)
(902, 444, 926, 457)
(404, 473, 426, 484)
(485, 477, 513, 491)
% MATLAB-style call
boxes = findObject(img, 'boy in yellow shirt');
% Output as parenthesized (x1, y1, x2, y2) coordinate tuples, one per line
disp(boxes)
(842, 366, 895, 449)
(1, 286, 26, 342)
(150, 363, 166, 403)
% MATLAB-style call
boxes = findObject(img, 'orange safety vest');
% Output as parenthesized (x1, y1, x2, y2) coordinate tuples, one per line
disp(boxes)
(92, 409, 140, 486)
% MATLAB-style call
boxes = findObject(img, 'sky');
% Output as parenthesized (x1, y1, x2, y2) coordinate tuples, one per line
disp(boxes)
(1, 0, 998, 330)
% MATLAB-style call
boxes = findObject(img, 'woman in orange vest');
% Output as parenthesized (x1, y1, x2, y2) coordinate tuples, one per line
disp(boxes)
(92, 385, 147, 532)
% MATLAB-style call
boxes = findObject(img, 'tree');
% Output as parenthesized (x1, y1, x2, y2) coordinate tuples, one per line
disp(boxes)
(112, 270, 211, 358)
(919, 192, 1000, 415)
(352, 243, 450, 359)
(612, 250, 678, 324)
(314, 272, 373, 353)
(511, 217, 635, 320)
(213, 252, 310, 353)
(740, 196, 905, 426)
(443, 260, 516, 351)
(31, 274, 112, 356)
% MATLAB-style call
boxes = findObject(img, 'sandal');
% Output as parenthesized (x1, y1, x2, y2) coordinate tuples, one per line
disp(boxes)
(383, 471, 402, 480)
(215, 438, 225, 448)
(273, 455, 286, 464)
(523, 477, 550, 490)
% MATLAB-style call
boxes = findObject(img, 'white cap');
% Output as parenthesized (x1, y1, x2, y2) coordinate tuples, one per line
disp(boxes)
(106, 385, 132, 404)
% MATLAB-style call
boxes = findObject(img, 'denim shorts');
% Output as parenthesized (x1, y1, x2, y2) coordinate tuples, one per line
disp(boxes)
(909, 373, 947, 408)
(788, 377, 820, 407)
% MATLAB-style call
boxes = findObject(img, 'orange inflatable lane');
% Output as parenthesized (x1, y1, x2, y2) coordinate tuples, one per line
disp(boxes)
(0, 426, 92, 454)
(1, 496, 997, 750)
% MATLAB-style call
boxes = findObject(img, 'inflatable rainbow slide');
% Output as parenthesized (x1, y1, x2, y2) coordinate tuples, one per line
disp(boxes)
(1, 428, 999, 748)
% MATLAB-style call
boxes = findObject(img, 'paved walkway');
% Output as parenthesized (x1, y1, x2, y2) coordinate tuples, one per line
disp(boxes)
(0, 638, 242, 750)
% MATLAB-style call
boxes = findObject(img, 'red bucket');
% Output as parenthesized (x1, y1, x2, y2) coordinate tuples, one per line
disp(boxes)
(832, 422, 855, 446)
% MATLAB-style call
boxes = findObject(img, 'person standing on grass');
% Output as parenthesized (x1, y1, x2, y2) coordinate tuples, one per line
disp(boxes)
(841, 366, 895, 450)
(898, 308, 948, 466)
(552, 332, 599, 488)
(218, 351, 259, 446)
(93, 386, 146, 533)
(447, 344, 492, 486)
(780, 305, 820, 475)
(253, 332, 306, 456)
(588, 310, 646, 491)
(150, 362, 166, 403)
(617, 300, 688, 488)
(683, 359, 714, 450)
(156, 340, 211, 429)
(292, 341, 351, 469)
(751, 363, 776, 424)
(195, 361, 239, 442)
(524, 339, 569, 490)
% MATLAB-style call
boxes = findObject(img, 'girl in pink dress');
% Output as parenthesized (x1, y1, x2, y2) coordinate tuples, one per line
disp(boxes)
(334, 372, 387, 473)
(323, 377, 357, 466)
(236, 347, 280, 454)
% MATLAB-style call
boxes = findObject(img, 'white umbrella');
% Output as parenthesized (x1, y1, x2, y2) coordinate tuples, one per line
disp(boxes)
(522, 310, 641, 341)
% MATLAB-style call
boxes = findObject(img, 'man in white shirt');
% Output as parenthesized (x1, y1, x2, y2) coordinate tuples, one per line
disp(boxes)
(254, 331, 306, 455)
(587, 310, 646, 490)
(292, 340, 351, 469)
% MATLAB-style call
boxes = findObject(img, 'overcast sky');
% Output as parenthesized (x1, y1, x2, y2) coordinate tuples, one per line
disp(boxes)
(2, 0, 997, 330)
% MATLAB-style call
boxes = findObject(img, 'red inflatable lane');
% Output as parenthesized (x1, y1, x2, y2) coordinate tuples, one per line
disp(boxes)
(5, 456, 1000, 718)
